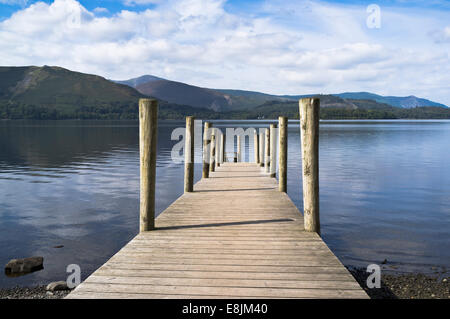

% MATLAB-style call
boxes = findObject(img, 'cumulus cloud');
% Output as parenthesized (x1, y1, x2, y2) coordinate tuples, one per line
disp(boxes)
(0, 0, 449, 105)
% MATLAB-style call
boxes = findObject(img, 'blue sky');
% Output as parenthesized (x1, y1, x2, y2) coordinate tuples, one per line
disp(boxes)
(0, 0, 449, 104)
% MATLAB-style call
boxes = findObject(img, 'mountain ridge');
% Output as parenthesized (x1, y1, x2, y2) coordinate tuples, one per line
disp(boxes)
(118, 74, 447, 110)
(0, 66, 448, 120)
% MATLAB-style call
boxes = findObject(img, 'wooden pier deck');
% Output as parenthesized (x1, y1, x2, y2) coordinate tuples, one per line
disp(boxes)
(67, 163, 368, 299)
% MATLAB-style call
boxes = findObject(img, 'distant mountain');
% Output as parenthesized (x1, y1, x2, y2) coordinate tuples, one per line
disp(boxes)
(135, 79, 232, 112)
(114, 75, 164, 88)
(0, 66, 145, 113)
(334, 92, 447, 108)
(120, 75, 448, 110)
(2, 67, 447, 120)
(117, 75, 288, 111)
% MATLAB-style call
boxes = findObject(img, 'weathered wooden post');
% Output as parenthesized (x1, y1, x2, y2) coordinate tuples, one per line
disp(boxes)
(299, 98, 320, 234)
(237, 135, 242, 162)
(278, 116, 288, 192)
(139, 98, 158, 232)
(220, 133, 225, 164)
(259, 129, 265, 167)
(264, 128, 270, 173)
(215, 130, 221, 167)
(223, 133, 227, 163)
(210, 129, 216, 172)
(269, 124, 277, 178)
(202, 122, 211, 178)
(254, 129, 259, 164)
(184, 116, 194, 193)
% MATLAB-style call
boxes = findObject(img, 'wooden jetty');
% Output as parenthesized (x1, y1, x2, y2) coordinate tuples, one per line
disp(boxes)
(66, 98, 368, 299)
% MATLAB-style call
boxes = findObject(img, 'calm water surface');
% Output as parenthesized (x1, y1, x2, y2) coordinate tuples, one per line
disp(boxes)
(0, 120, 449, 288)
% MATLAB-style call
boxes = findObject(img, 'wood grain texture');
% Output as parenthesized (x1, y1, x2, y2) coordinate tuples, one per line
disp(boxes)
(139, 99, 158, 232)
(67, 162, 367, 299)
(269, 124, 277, 178)
(202, 122, 211, 178)
(299, 98, 320, 234)
(278, 116, 288, 192)
(264, 128, 270, 172)
(184, 116, 194, 193)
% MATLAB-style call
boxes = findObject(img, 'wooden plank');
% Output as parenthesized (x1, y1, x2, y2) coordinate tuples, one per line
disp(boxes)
(69, 283, 367, 299)
(67, 163, 367, 299)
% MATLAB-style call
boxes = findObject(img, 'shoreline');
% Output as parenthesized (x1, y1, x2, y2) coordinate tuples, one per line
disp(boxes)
(347, 267, 449, 299)
(1, 269, 448, 299)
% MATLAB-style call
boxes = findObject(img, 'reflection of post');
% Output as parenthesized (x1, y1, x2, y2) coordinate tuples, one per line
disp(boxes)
(210, 129, 216, 172)
(237, 135, 242, 162)
(202, 122, 211, 178)
(269, 124, 277, 178)
(254, 129, 259, 164)
(139, 98, 158, 232)
(299, 98, 320, 234)
(264, 128, 270, 173)
(259, 129, 265, 167)
(278, 116, 287, 192)
(184, 116, 194, 193)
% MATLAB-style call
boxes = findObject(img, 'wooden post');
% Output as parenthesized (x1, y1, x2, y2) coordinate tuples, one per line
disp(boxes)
(220, 133, 224, 165)
(184, 116, 194, 193)
(139, 98, 158, 232)
(278, 116, 288, 192)
(264, 128, 270, 173)
(299, 98, 320, 234)
(223, 134, 227, 163)
(237, 135, 242, 162)
(215, 130, 221, 167)
(202, 122, 211, 178)
(259, 129, 265, 167)
(269, 124, 277, 178)
(254, 129, 259, 164)
(210, 129, 216, 172)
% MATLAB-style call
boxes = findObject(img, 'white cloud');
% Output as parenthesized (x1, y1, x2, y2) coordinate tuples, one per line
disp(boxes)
(93, 7, 109, 14)
(0, 0, 449, 105)
(123, 0, 163, 6)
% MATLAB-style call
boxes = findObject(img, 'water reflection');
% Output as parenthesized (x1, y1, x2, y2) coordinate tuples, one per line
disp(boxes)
(0, 120, 449, 288)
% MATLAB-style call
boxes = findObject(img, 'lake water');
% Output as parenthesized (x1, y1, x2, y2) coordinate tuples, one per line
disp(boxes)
(0, 119, 449, 288)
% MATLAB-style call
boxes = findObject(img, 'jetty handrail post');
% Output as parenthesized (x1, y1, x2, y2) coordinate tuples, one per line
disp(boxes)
(299, 98, 320, 234)
(210, 129, 216, 172)
(216, 131, 220, 167)
(269, 124, 278, 178)
(264, 128, 270, 172)
(139, 98, 158, 232)
(254, 129, 259, 164)
(279, 116, 288, 192)
(184, 116, 195, 193)
(202, 122, 212, 178)
(237, 135, 242, 162)
(223, 133, 227, 162)
(220, 133, 224, 165)
(259, 129, 265, 167)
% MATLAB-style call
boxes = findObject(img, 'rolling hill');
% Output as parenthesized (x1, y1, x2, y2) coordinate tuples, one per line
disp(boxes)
(116, 76, 289, 111)
(119, 74, 447, 110)
(0, 66, 144, 107)
(333, 92, 447, 108)
(1, 66, 448, 120)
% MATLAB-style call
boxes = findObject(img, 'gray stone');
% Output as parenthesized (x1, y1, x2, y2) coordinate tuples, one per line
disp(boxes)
(4, 257, 44, 275)
(46, 281, 70, 292)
